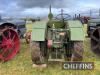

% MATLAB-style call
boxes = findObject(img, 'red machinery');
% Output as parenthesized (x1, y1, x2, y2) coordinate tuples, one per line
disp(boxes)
(0, 22, 20, 62)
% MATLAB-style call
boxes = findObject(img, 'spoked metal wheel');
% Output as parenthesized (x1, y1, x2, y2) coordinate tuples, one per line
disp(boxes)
(71, 41, 84, 61)
(91, 27, 100, 51)
(0, 29, 20, 61)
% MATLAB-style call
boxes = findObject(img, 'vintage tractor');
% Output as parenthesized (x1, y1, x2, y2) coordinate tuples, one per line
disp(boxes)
(87, 19, 100, 52)
(30, 7, 85, 65)
(74, 14, 90, 24)
(0, 21, 20, 62)
(8, 20, 26, 38)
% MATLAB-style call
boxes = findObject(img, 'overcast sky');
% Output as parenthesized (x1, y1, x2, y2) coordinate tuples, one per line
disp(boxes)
(0, 0, 100, 18)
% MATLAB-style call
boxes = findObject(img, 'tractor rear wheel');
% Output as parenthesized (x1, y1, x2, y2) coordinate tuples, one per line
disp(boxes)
(91, 27, 100, 51)
(90, 27, 100, 55)
(71, 41, 84, 61)
(0, 29, 20, 61)
(31, 41, 47, 65)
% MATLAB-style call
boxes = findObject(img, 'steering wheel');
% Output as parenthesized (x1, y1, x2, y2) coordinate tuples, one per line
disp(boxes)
(55, 14, 71, 21)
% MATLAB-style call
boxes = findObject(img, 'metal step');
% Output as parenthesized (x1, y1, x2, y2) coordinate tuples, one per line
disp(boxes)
(48, 59, 64, 62)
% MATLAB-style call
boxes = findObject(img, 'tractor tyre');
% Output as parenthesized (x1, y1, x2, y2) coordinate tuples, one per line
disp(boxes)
(71, 41, 84, 61)
(90, 27, 100, 52)
(31, 41, 47, 65)
(64, 41, 74, 61)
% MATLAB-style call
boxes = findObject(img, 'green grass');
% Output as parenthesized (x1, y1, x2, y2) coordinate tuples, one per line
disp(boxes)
(1, 25, 100, 75)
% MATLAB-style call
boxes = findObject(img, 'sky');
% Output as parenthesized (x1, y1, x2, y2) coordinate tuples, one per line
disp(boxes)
(0, 0, 100, 18)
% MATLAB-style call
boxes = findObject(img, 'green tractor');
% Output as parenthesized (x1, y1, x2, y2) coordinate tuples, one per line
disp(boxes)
(30, 6, 85, 65)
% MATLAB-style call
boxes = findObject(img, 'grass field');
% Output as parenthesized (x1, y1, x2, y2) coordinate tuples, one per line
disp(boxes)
(0, 25, 100, 75)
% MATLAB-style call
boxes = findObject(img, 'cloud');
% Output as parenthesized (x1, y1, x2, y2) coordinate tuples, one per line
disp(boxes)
(16, 0, 74, 8)
(0, 0, 77, 18)
(0, 0, 100, 18)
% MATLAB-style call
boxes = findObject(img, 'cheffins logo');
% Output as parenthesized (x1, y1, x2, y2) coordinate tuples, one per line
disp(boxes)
(62, 62, 94, 70)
